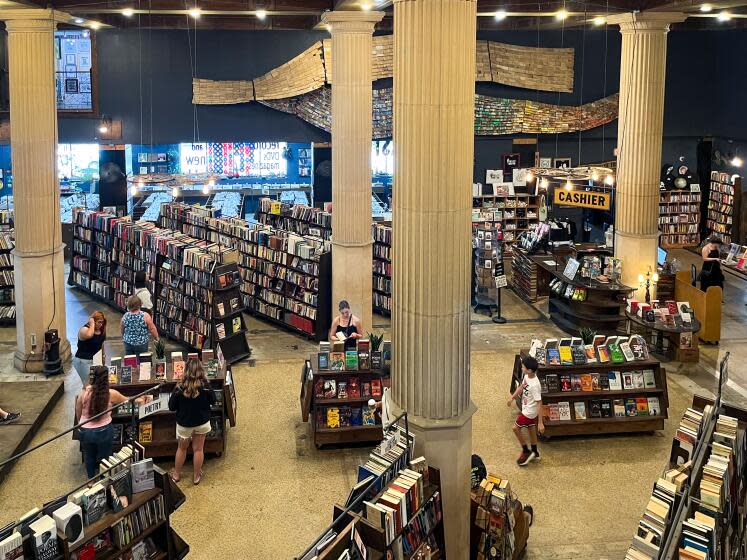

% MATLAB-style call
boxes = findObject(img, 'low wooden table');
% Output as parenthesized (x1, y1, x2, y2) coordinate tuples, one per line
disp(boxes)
(625, 310, 701, 362)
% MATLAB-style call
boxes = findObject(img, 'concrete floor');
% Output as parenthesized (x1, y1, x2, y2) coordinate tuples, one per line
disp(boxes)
(0, 253, 746, 560)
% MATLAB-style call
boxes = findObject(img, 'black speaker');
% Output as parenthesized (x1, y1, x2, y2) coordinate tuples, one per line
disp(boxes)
(312, 144, 332, 208)
(98, 147, 128, 210)
(43, 329, 62, 376)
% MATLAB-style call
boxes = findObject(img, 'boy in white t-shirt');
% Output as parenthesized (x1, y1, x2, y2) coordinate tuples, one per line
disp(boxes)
(507, 355, 544, 466)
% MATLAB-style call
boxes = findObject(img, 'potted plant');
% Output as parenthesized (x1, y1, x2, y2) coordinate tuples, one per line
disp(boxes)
(579, 327, 596, 345)
(153, 339, 166, 379)
(368, 332, 384, 370)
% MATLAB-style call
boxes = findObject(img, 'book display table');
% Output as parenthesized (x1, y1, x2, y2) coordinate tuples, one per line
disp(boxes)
(511, 350, 669, 437)
(625, 310, 701, 363)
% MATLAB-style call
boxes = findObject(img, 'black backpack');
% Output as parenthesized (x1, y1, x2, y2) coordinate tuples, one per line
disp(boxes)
(471, 454, 487, 488)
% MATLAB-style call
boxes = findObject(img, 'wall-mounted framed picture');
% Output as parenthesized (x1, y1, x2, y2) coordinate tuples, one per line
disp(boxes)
(553, 157, 571, 169)
(539, 157, 552, 169)
(65, 78, 79, 93)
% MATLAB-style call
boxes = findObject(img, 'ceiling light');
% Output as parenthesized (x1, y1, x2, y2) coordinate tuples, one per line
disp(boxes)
(718, 11, 731, 21)
(189, 7, 201, 19)
(494, 10, 507, 21)
(74, 18, 85, 24)
(360, 3, 371, 11)
(593, 16, 605, 25)
(540, 178, 549, 189)
(556, 9, 568, 20)
(700, 3, 712, 11)
(605, 174, 615, 186)
(731, 156, 742, 167)
(130, 184, 139, 196)
(564, 180, 573, 191)
(256, 9, 267, 20)
(122, 8, 134, 17)
(90, 21, 101, 29)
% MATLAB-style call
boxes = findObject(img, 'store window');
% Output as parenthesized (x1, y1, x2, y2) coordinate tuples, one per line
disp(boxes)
(58, 143, 100, 183)
(179, 142, 288, 177)
(55, 30, 94, 111)
(372, 141, 393, 177)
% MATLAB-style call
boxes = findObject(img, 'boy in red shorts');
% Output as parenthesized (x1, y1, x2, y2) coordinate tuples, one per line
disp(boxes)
(507, 355, 543, 466)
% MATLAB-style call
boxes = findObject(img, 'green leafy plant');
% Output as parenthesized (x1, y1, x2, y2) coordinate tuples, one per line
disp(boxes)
(154, 338, 166, 360)
(579, 327, 597, 345)
(368, 332, 384, 351)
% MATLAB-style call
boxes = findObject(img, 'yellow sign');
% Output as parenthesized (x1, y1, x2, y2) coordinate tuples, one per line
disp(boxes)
(270, 201, 282, 215)
(553, 189, 611, 210)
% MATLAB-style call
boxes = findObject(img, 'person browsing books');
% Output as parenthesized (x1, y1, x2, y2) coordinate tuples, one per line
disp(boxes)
(75, 365, 152, 478)
(507, 355, 544, 466)
(168, 360, 215, 485)
(329, 300, 363, 351)
(121, 295, 159, 356)
(72, 311, 107, 386)
(133, 271, 153, 315)
(700, 236, 724, 293)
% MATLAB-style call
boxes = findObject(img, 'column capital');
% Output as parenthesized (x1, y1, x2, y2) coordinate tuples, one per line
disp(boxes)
(321, 10, 384, 32)
(607, 11, 687, 32)
(1, 9, 76, 32)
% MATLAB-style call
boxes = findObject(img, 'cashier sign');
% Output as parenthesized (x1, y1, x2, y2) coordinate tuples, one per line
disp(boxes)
(553, 189, 611, 210)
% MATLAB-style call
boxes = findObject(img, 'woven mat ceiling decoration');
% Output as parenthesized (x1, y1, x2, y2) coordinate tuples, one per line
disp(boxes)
(192, 35, 619, 136)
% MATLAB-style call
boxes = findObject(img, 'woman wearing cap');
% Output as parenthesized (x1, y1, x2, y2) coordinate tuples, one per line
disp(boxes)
(329, 300, 363, 351)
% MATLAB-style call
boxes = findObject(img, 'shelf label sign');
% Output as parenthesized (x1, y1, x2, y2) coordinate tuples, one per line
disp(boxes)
(495, 275, 508, 288)
(554, 189, 611, 210)
(139, 395, 166, 419)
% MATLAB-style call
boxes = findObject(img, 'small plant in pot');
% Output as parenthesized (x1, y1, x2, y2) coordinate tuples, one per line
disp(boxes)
(368, 332, 384, 370)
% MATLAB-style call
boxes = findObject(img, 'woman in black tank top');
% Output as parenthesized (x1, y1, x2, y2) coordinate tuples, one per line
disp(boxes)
(329, 300, 363, 350)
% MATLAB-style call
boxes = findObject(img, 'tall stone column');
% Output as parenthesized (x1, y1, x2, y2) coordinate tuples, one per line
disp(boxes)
(3, 10, 71, 371)
(390, 0, 477, 558)
(609, 12, 685, 291)
(322, 11, 383, 331)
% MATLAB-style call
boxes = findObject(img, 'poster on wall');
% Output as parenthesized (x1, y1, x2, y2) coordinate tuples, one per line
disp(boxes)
(502, 153, 520, 178)
(179, 142, 288, 177)
(553, 157, 572, 169)
(485, 169, 504, 184)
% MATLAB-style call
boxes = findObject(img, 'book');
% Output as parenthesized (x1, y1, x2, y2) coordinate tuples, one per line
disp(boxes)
(629, 335, 649, 360)
(323, 380, 337, 398)
(560, 375, 572, 392)
(596, 345, 610, 363)
(0, 531, 22, 560)
(361, 382, 371, 398)
(643, 369, 656, 389)
(348, 378, 360, 398)
(636, 397, 649, 416)
(558, 339, 573, 365)
(647, 397, 661, 416)
(545, 374, 560, 393)
(362, 406, 376, 425)
(584, 344, 598, 364)
(110, 356, 122, 370)
(138, 421, 153, 444)
(613, 399, 626, 417)
(608, 371, 622, 391)
(632, 372, 645, 389)
(590, 373, 600, 391)
(172, 361, 185, 380)
(330, 352, 345, 371)
(232, 316, 242, 333)
(545, 403, 560, 421)
(171, 351, 183, 361)
(318, 352, 330, 370)
(546, 347, 561, 366)
(131, 459, 154, 493)
(217, 302, 225, 316)
(358, 352, 370, 370)
(29, 515, 58, 560)
(580, 374, 593, 392)
(108, 469, 132, 511)
(205, 358, 219, 378)
(139, 361, 152, 381)
(345, 351, 359, 371)
(608, 341, 625, 363)
(201, 349, 215, 363)
(230, 297, 240, 311)
(371, 379, 382, 398)
(625, 398, 638, 416)
(370, 351, 383, 370)
(589, 400, 602, 418)
(327, 407, 341, 428)
(120, 366, 133, 384)
(623, 372, 634, 390)
(620, 341, 635, 362)
(571, 374, 582, 392)
(216, 323, 226, 339)
(123, 355, 139, 368)
(600, 399, 612, 418)
(108, 365, 119, 384)
(558, 401, 572, 421)
(599, 372, 610, 390)
(339, 406, 351, 427)
(570, 338, 587, 365)
(82, 483, 107, 524)
(337, 381, 348, 399)
(154, 360, 166, 380)
(573, 401, 586, 420)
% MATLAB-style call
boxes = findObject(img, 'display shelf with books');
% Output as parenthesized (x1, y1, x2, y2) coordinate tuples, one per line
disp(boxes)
(0, 450, 189, 560)
(303, 341, 391, 448)
(96, 351, 237, 459)
(373, 222, 392, 316)
(473, 223, 503, 312)
(659, 189, 701, 248)
(256, 197, 332, 241)
(706, 171, 743, 246)
(472, 193, 539, 254)
(0, 230, 15, 325)
(512, 338, 669, 437)
(511, 246, 540, 303)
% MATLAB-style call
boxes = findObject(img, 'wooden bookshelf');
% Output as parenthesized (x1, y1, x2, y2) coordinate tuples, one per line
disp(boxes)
(106, 361, 236, 459)
(372, 222, 392, 316)
(0, 229, 15, 325)
(256, 197, 332, 240)
(511, 351, 669, 437)
(306, 352, 390, 448)
(707, 171, 743, 245)
(472, 194, 539, 255)
(659, 189, 701, 248)
(511, 247, 539, 303)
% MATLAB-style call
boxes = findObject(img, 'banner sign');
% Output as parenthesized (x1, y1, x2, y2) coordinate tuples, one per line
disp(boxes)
(553, 189, 611, 210)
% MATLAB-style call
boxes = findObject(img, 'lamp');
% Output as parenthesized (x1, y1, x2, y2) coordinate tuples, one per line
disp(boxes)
(638, 269, 658, 304)
(98, 116, 112, 134)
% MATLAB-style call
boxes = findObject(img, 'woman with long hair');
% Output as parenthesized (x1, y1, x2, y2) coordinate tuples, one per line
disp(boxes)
(75, 366, 151, 478)
(73, 311, 107, 386)
(700, 236, 725, 292)
(168, 359, 215, 484)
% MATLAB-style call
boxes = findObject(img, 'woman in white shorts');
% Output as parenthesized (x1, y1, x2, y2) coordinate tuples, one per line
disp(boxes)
(168, 359, 215, 484)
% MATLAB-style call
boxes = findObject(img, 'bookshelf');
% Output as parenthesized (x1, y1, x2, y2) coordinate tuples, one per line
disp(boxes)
(306, 352, 389, 448)
(372, 222, 392, 316)
(159, 202, 333, 341)
(0, 230, 15, 325)
(707, 171, 743, 246)
(473, 223, 503, 312)
(511, 247, 539, 303)
(472, 193, 539, 254)
(256, 197, 332, 241)
(512, 350, 669, 437)
(106, 358, 236, 459)
(659, 189, 701, 248)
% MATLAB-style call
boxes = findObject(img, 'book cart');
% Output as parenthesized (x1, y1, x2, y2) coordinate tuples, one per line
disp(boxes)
(302, 352, 390, 448)
(511, 350, 670, 437)
(296, 415, 445, 560)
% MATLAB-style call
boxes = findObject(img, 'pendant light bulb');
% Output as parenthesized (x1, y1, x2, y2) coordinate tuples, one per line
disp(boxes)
(208, 178, 215, 187)
(718, 11, 731, 21)
(122, 8, 134, 17)
(700, 3, 712, 11)
(494, 10, 507, 21)
(526, 170, 534, 182)
(189, 7, 201, 19)
(540, 178, 549, 189)
(564, 180, 573, 191)
(172, 186, 179, 198)
(256, 9, 267, 19)
(731, 156, 743, 167)
(130, 184, 138, 196)
(591, 171, 600, 182)
(593, 16, 605, 25)
(605, 174, 615, 186)
(556, 9, 568, 20)
(202, 184, 210, 195)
